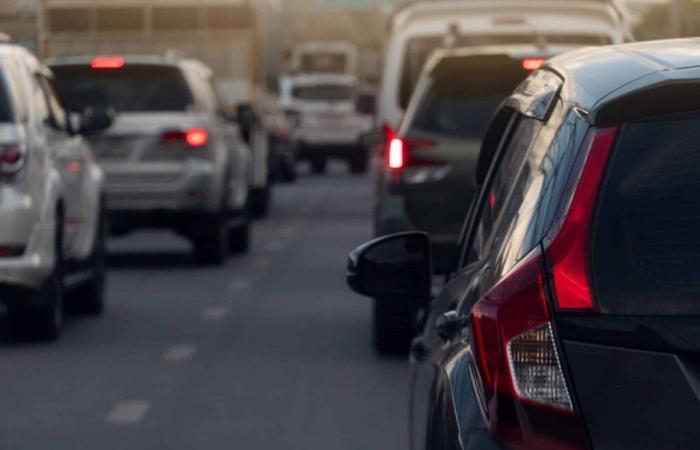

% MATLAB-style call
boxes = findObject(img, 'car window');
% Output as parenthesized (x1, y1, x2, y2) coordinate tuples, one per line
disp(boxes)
(52, 64, 195, 113)
(38, 76, 68, 131)
(408, 57, 528, 140)
(292, 84, 355, 102)
(1, 59, 27, 122)
(593, 114, 700, 315)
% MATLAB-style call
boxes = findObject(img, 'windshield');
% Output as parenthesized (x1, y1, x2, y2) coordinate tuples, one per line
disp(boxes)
(299, 53, 349, 73)
(51, 64, 194, 113)
(292, 84, 355, 102)
(409, 57, 528, 139)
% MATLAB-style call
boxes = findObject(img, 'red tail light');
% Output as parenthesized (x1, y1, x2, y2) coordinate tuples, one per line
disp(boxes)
(522, 58, 546, 71)
(161, 128, 209, 148)
(547, 127, 618, 310)
(0, 144, 25, 178)
(471, 247, 590, 450)
(385, 135, 437, 172)
(91, 57, 125, 69)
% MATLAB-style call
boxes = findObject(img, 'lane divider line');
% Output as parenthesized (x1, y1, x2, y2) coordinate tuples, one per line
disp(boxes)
(163, 344, 198, 363)
(106, 400, 151, 424)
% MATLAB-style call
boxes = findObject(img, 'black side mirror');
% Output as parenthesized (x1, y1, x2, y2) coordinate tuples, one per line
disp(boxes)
(80, 106, 115, 135)
(356, 93, 376, 116)
(346, 232, 432, 302)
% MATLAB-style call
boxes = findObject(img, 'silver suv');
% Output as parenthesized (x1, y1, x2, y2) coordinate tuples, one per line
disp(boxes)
(49, 56, 252, 264)
(0, 45, 109, 340)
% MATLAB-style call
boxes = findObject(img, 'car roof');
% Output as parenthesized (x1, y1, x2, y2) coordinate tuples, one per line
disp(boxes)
(546, 38, 700, 113)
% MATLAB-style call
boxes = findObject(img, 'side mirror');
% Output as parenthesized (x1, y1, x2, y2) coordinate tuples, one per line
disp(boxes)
(80, 106, 115, 135)
(346, 232, 432, 302)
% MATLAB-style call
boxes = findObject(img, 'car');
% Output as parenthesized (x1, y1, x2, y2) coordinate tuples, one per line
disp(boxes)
(348, 39, 700, 450)
(283, 73, 373, 174)
(376, 0, 633, 135)
(48, 55, 253, 264)
(0, 44, 110, 340)
(371, 46, 564, 353)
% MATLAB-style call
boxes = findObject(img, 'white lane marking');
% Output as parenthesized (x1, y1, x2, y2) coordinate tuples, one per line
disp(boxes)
(106, 400, 151, 424)
(163, 344, 198, 362)
(201, 306, 230, 321)
(265, 240, 285, 252)
(229, 279, 251, 291)
(253, 257, 270, 269)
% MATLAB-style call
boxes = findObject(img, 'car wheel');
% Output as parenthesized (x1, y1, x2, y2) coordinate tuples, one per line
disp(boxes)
(350, 154, 369, 174)
(10, 218, 65, 341)
(193, 212, 228, 266)
(311, 158, 327, 175)
(229, 202, 251, 255)
(251, 184, 272, 219)
(66, 205, 107, 316)
(372, 298, 414, 355)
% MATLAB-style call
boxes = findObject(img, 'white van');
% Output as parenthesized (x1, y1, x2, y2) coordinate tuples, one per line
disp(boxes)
(377, 0, 634, 131)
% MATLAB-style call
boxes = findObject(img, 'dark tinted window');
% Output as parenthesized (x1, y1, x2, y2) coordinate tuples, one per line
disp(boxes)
(0, 70, 14, 122)
(593, 115, 700, 315)
(292, 84, 355, 102)
(51, 64, 194, 113)
(409, 56, 528, 139)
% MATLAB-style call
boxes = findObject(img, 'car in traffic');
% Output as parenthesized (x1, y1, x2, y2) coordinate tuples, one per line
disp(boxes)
(48, 55, 252, 264)
(0, 44, 110, 340)
(282, 73, 373, 174)
(371, 46, 560, 353)
(377, 0, 633, 134)
(348, 39, 700, 450)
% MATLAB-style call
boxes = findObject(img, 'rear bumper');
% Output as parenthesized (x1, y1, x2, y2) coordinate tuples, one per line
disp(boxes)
(110, 210, 218, 237)
(103, 160, 222, 213)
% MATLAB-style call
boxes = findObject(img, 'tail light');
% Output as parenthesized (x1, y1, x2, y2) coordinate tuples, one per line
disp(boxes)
(91, 57, 125, 69)
(385, 136, 438, 172)
(522, 58, 546, 72)
(469, 127, 620, 450)
(470, 248, 589, 450)
(161, 128, 209, 148)
(547, 127, 618, 310)
(0, 144, 25, 178)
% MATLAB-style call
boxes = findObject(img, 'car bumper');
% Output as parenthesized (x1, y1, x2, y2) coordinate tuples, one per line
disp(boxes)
(0, 225, 55, 292)
(102, 160, 222, 213)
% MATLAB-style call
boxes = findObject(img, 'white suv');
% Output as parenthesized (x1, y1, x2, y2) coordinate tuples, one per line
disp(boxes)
(0, 45, 109, 340)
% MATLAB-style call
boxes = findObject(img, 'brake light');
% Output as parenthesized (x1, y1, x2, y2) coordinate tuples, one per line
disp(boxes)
(547, 127, 617, 310)
(0, 144, 25, 178)
(385, 135, 437, 172)
(91, 57, 125, 69)
(470, 247, 589, 450)
(388, 138, 404, 169)
(522, 58, 546, 71)
(161, 128, 208, 148)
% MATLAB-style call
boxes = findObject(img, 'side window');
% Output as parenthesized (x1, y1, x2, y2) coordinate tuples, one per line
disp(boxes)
(38, 75, 68, 131)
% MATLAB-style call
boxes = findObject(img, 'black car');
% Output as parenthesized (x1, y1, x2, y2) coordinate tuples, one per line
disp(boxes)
(348, 39, 700, 450)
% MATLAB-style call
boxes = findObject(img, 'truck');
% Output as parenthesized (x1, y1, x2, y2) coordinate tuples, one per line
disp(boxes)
(37, 0, 284, 217)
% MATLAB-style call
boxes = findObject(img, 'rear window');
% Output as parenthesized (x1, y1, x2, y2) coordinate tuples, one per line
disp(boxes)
(398, 34, 611, 108)
(593, 115, 700, 315)
(292, 84, 355, 102)
(409, 56, 529, 139)
(51, 64, 194, 113)
(0, 68, 17, 122)
(299, 53, 349, 74)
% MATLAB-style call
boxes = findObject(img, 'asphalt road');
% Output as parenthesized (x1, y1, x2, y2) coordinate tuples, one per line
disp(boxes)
(0, 165, 410, 450)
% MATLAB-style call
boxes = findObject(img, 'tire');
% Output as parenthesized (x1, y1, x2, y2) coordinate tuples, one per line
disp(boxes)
(193, 212, 228, 266)
(310, 158, 327, 175)
(251, 185, 272, 219)
(66, 205, 107, 316)
(229, 202, 251, 255)
(373, 298, 414, 355)
(350, 153, 369, 174)
(9, 216, 65, 341)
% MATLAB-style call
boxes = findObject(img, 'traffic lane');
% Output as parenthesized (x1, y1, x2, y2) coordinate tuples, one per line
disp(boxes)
(0, 166, 410, 450)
